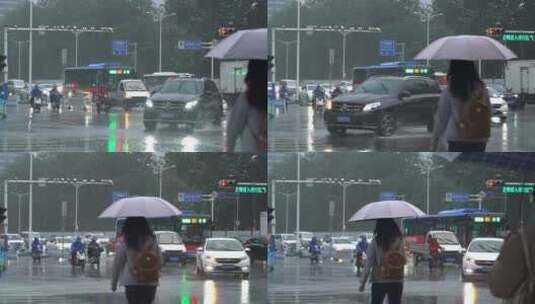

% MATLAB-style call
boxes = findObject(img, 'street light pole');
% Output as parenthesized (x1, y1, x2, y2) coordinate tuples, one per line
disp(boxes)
(342, 183, 347, 234)
(426, 12, 430, 67)
(74, 32, 80, 67)
(74, 183, 80, 232)
(296, 0, 301, 97)
(28, 153, 33, 243)
(28, 0, 33, 86)
(426, 166, 430, 214)
(342, 32, 348, 80)
(159, 10, 163, 72)
(17, 41, 22, 79)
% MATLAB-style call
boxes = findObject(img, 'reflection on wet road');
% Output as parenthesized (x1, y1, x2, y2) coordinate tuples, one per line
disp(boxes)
(268, 256, 498, 304)
(0, 255, 266, 304)
(268, 104, 535, 152)
(0, 98, 229, 152)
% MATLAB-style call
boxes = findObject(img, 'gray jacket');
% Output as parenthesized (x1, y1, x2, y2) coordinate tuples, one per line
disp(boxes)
(225, 92, 264, 153)
(363, 237, 405, 283)
(433, 85, 491, 143)
(111, 236, 161, 289)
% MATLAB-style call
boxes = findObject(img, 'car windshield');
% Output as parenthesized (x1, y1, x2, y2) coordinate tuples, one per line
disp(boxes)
(160, 79, 202, 95)
(333, 238, 351, 244)
(206, 239, 244, 251)
(56, 237, 72, 243)
(282, 234, 296, 241)
(13, 80, 24, 87)
(157, 233, 183, 244)
(9, 234, 22, 240)
(489, 84, 506, 93)
(468, 240, 503, 253)
(433, 232, 459, 245)
(124, 81, 147, 91)
(355, 78, 403, 95)
(487, 87, 500, 96)
(300, 233, 313, 239)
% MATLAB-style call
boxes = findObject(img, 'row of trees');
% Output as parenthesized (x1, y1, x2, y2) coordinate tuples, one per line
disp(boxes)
(0, 0, 266, 80)
(269, 153, 529, 232)
(270, 0, 535, 80)
(0, 153, 267, 232)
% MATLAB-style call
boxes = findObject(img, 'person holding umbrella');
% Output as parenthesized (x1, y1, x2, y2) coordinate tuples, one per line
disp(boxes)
(431, 60, 491, 152)
(99, 196, 182, 304)
(414, 35, 517, 152)
(349, 200, 425, 304)
(358, 219, 406, 304)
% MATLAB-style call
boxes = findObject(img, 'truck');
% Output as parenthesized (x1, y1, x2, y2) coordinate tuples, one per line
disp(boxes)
(505, 60, 535, 104)
(406, 230, 465, 265)
(219, 60, 248, 106)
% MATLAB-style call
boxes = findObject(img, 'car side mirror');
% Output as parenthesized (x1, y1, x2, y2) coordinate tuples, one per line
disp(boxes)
(399, 90, 411, 100)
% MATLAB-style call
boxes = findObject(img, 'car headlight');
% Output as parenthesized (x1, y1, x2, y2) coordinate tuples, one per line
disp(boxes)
(145, 99, 153, 108)
(185, 100, 198, 110)
(514, 94, 519, 98)
(241, 255, 249, 261)
(326, 99, 333, 110)
(363, 102, 381, 112)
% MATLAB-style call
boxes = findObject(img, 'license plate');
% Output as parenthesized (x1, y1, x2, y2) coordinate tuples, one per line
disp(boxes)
(337, 116, 351, 123)
(160, 113, 176, 119)
(169, 256, 180, 262)
(220, 265, 236, 270)
(445, 257, 456, 262)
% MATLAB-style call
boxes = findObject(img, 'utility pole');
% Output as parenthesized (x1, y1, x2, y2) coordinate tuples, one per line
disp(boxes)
(29, 0, 33, 86)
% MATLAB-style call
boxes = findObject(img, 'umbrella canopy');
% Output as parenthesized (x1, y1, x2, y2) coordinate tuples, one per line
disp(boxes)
(98, 196, 182, 219)
(348, 200, 426, 222)
(436, 152, 535, 174)
(205, 28, 267, 60)
(414, 35, 517, 61)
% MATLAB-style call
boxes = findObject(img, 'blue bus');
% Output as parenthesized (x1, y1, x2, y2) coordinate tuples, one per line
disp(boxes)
(352, 61, 434, 86)
(403, 208, 506, 248)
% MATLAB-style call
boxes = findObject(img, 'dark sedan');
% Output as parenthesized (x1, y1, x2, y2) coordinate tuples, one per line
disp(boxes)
(143, 78, 223, 131)
(324, 76, 441, 136)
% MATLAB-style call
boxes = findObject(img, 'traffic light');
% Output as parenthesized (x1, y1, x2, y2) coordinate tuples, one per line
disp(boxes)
(267, 207, 275, 224)
(0, 55, 6, 73)
(218, 27, 236, 39)
(217, 179, 236, 189)
(0, 207, 6, 224)
(485, 179, 504, 189)
(486, 27, 504, 37)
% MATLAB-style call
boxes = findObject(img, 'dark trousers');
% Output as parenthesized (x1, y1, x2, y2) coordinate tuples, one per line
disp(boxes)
(371, 282, 403, 304)
(448, 141, 487, 152)
(125, 285, 157, 304)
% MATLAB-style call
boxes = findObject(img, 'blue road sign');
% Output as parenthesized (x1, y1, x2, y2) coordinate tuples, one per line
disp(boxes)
(180, 209, 195, 215)
(112, 40, 128, 56)
(177, 40, 203, 50)
(379, 192, 398, 201)
(178, 192, 203, 203)
(112, 191, 128, 203)
(445, 192, 470, 202)
(379, 40, 396, 57)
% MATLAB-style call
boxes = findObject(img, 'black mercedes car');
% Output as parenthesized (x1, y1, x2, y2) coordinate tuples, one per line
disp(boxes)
(143, 78, 223, 131)
(324, 76, 441, 136)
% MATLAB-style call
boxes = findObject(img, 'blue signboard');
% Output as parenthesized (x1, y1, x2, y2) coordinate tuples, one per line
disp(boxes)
(379, 40, 396, 57)
(177, 40, 203, 50)
(379, 192, 398, 201)
(112, 191, 128, 203)
(445, 192, 470, 202)
(112, 40, 128, 56)
(178, 192, 203, 203)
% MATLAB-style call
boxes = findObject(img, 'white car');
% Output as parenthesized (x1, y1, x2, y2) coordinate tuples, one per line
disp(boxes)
(196, 238, 250, 278)
(488, 86, 508, 122)
(462, 237, 503, 281)
(1, 233, 24, 251)
(323, 237, 355, 261)
(52, 236, 73, 252)
(154, 231, 186, 265)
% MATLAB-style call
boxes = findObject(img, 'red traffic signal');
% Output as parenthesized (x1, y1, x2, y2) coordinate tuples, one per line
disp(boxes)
(485, 179, 504, 189)
(486, 27, 504, 37)
(218, 179, 236, 189)
(218, 27, 236, 39)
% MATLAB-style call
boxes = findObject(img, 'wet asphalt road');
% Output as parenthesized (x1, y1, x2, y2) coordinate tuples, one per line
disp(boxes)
(268, 256, 499, 304)
(0, 97, 230, 152)
(268, 103, 535, 152)
(0, 255, 266, 304)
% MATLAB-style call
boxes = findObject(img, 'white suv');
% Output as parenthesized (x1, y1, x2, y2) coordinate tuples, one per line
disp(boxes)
(196, 238, 250, 279)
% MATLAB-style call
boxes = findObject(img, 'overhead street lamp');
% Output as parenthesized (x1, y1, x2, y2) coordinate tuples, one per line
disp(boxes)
(156, 7, 176, 72)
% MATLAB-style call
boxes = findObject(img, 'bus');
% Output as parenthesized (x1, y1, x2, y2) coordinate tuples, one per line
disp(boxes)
(403, 208, 506, 249)
(64, 63, 137, 97)
(115, 213, 211, 259)
(352, 61, 434, 86)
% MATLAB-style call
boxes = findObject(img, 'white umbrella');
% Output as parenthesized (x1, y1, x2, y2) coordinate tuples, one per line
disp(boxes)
(98, 196, 182, 219)
(414, 35, 517, 61)
(348, 200, 426, 222)
(205, 28, 267, 60)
